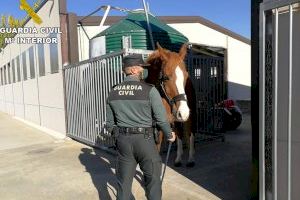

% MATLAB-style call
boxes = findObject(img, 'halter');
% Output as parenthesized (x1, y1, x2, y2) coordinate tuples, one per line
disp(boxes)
(158, 71, 187, 117)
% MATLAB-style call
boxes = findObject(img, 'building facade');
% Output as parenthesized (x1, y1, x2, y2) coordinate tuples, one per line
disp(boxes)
(0, 0, 66, 135)
(0, 0, 251, 136)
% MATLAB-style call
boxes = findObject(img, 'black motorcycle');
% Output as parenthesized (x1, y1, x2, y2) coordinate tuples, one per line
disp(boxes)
(219, 99, 243, 131)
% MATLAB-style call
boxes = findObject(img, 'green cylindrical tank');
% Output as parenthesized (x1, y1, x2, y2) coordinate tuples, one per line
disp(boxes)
(90, 10, 188, 56)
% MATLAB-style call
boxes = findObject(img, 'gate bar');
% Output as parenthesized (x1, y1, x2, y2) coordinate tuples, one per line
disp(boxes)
(261, 0, 300, 10)
(259, 6, 266, 200)
(288, 4, 293, 200)
(273, 8, 279, 200)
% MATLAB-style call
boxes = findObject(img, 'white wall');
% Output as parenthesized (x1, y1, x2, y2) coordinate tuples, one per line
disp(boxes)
(169, 23, 228, 48)
(227, 37, 251, 100)
(0, 86, 5, 111)
(0, 0, 66, 134)
(13, 82, 24, 118)
(77, 25, 109, 61)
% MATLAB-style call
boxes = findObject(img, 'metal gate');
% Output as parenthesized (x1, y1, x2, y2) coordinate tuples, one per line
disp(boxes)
(188, 55, 226, 135)
(64, 51, 124, 148)
(64, 49, 153, 149)
(64, 49, 225, 149)
(259, 1, 300, 200)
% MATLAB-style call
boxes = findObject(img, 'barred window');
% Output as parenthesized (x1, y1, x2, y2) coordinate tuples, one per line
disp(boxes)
(0, 68, 3, 85)
(16, 56, 21, 82)
(49, 34, 59, 74)
(4, 65, 7, 85)
(7, 62, 11, 84)
(29, 47, 35, 79)
(38, 43, 45, 77)
(12, 59, 16, 83)
(22, 52, 27, 81)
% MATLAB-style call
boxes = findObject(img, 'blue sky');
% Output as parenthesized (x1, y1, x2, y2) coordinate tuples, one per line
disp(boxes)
(0, 0, 250, 38)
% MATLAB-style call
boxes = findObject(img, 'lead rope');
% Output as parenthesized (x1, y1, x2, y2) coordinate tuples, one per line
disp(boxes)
(160, 82, 173, 105)
(161, 141, 172, 182)
(160, 82, 177, 116)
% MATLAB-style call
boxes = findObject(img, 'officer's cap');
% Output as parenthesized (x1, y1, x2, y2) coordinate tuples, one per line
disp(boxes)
(122, 54, 150, 69)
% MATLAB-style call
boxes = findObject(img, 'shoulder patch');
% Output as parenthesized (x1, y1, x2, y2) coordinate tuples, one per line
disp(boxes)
(141, 82, 155, 88)
(147, 83, 155, 87)
(112, 84, 118, 89)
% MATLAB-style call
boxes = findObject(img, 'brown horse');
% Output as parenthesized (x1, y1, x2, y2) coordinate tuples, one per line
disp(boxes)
(146, 43, 196, 167)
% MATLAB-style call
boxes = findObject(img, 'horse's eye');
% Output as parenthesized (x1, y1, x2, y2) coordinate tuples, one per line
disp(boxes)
(162, 75, 169, 82)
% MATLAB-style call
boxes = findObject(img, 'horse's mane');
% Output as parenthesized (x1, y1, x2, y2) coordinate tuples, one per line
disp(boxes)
(145, 44, 188, 86)
(145, 50, 162, 85)
(146, 50, 162, 69)
(147, 46, 186, 71)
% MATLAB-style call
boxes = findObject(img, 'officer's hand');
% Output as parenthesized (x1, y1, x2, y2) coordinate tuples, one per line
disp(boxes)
(168, 132, 176, 143)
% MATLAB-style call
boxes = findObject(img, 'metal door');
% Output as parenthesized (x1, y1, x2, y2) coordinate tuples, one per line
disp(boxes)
(188, 55, 226, 135)
(260, 1, 300, 199)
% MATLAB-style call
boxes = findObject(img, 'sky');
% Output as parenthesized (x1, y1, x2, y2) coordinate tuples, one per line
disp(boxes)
(0, 0, 251, 38)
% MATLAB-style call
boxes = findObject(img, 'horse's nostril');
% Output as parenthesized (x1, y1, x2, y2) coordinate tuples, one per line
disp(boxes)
(177, 112, 182, 119)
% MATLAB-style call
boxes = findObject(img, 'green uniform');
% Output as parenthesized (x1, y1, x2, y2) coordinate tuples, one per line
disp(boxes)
(106, 75, 172, 200)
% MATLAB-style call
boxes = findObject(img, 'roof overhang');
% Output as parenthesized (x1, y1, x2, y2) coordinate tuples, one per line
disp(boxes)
(77, 15, 251, 45)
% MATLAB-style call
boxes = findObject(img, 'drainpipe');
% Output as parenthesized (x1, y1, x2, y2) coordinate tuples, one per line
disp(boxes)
(142, 0, 155, 50)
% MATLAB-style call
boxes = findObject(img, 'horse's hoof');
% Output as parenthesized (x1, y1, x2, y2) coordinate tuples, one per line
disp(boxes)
(174, 162, 182, 167)
(186, 161, 195, 168)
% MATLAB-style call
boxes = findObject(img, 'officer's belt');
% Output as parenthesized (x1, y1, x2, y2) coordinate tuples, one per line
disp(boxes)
(118, 127, 153, 134)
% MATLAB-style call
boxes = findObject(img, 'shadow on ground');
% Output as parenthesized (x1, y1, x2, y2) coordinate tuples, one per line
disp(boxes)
(161, 114, 252, 200)
(78, 148, 117, 200)
(82, 114, 251, 200)
(79, 148, 144, 200)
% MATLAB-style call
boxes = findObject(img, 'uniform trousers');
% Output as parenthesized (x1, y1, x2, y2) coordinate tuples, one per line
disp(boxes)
(115, 133, 162, 200)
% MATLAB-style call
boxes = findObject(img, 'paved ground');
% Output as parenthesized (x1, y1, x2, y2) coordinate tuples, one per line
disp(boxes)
(0, 112, 251, 200)
(167, 114, 252, 200)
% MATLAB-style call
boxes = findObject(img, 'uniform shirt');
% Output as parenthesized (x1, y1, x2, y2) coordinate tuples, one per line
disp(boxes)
(106, 75, 172, 138)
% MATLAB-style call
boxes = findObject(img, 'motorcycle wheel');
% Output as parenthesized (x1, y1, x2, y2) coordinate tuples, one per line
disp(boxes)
(225, 108, 242, 130)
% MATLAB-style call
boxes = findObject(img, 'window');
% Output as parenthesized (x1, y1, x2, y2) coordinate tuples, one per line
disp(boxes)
(4, 65, 7, 85)
(49, 34, 59, 74)
(29, 47, 35, 79)
(12, 59, 16, 83)
(0, 68, 3, 85)
(194, 68, 201, 79)
(38, 43, 45, 76)
(16, 56, 21, 82)
(22, 52, 27, 81)
(7, 62, 11, 84)
(211, 66, 218, 78)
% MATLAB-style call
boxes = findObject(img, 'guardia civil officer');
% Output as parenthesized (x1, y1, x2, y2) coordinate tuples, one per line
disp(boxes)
(106, 54, 176, 200)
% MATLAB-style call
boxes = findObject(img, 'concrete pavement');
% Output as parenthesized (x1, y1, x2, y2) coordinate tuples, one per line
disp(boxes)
(0, 112, 222, 200)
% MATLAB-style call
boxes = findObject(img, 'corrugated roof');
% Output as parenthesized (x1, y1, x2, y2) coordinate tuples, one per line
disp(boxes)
(89, 11, 188, 53)
(78, 15, 251, 45)
(92, 12, 185, 38)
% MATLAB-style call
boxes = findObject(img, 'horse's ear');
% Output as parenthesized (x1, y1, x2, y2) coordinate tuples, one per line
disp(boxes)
(156, 42, 168, 61)
(179, 43, 187, 59)
(156, 42, 162, 50)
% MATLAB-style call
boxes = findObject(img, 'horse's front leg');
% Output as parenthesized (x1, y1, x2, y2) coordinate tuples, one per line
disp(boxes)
(174, 131, 183, 167)
(187, 132, 195, 167)
(185, 120, 195, 167)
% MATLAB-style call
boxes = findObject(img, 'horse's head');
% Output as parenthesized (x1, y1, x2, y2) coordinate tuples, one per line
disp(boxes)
(147, 43, 190, 122)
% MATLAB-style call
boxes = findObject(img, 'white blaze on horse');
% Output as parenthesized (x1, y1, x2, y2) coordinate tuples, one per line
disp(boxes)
(146, 43, 196, 167)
